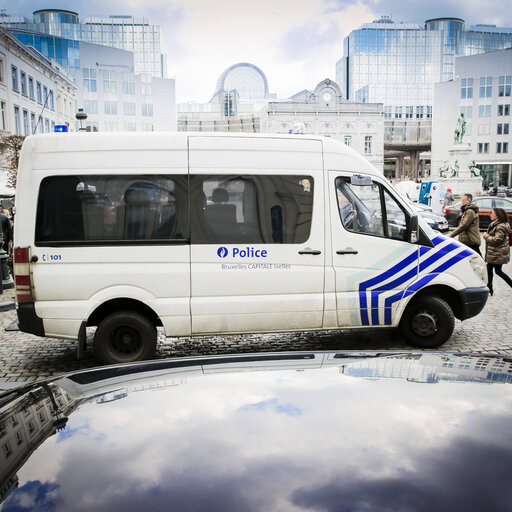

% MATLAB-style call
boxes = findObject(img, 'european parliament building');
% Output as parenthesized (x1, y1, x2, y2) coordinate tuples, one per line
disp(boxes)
(0, 9, 175, 132)
(337, 16, 512, 118)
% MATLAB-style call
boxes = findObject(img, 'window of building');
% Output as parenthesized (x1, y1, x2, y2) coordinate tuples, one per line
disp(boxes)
(143, 124, 154, 132)
(30, 112, 36, 134)
(479, 105, 491, 117)
(478, 124, 490, 136)
(85, 121, 98, 132)
(426, 105, 432, 119)
(384, 106, 392, 118)
(83, 68, 97, 92)
(498, 104, 510, 116)
(364, 136, 372, 154)
(84, 100, 98, 114)
(104, 122, 118, 131)
(20, 71, 27, 96)
(36, 81, 42, 104)
(499, 75, 511, 97)
(405, 106, 414, 118)
(3, 443, 11, 458)
(344, 135, 352, 146)
(461, 78, 473, 99)
(0, 102, 6, 131)
(123, 102, 136, 116)
(497, 123, 510, 135)
(0, 58, 4, 83)
(51, 121, 55, 132)
(336, 177, 407, 241)
(416, 106, 424, 119)
(477, 142, 489, 154)
(394, 106, 402, 119)
(44, 118, 50, 133)
(43, 86, 48, 105)
(103, 70, 116, 93)
(104, 101, 117, 115)
(28, 76, 34, 100)
(497, 142, 509, 153)
(141, 75, 152, 96)
(15, 432, 23, 445)
(461, 106, 473, 118)
(11, 65, 19, 91)
(14, 105, 21, 135)
(142, 103, 153, 117)
(49, 90, 54, 110)
(124, 122, 137, 131)
(122, 73, 135, 95)
(479, 76, 492, 98)
(23, 109, 29, 135)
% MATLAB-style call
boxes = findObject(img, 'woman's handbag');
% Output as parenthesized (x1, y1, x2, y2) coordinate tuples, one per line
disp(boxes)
(509, 230, 512, 246)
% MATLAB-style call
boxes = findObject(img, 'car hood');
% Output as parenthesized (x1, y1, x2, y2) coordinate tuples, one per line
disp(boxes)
(418, 210, 446, 222)
(1, 351, 512, 512)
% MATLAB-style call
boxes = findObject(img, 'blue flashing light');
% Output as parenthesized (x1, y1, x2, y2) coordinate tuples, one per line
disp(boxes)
(55, 125, 68, 133)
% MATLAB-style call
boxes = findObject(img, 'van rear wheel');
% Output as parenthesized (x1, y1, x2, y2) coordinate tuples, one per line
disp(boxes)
(399, 295, 454, 349)
(94, 310, 157, 365)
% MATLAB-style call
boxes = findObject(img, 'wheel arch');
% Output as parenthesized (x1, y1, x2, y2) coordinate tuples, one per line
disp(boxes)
(87, 298, 162, 327)
(407, 284, 463, 320)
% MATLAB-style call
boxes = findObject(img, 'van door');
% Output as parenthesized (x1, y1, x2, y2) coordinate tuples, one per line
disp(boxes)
(329, 171, 419, 327)
(189, 136, 325, 334)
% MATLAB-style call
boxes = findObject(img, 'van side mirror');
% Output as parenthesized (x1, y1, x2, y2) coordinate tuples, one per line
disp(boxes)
(408, 214, 419, 244)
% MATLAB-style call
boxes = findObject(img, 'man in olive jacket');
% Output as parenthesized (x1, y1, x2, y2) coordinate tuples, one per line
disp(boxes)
(449, 193, 481, 256)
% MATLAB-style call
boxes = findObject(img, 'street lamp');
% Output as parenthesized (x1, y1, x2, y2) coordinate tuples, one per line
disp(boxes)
(75, 108, 88, 132)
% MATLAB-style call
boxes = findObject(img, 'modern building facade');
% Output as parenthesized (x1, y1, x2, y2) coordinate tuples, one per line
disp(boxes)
(431, 48, 512, 187)
(0, 9, 175, 132)
(77, 42, 175, 132)
(337, 16, 512, 116)
(0, 27, 76, 136)
(0, 9, 165, 78)
(337, 16, 512, 178)
(262, 79, 384, 172)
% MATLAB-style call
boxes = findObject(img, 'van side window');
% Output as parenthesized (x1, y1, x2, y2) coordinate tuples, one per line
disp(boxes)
(190, 175, 314, 244)
(35, 175, 189, 245)
(336, 177, 407, 242)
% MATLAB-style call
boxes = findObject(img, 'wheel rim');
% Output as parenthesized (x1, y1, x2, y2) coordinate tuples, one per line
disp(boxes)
(411, 309, 439, 337)
(108, 326, 143, 360)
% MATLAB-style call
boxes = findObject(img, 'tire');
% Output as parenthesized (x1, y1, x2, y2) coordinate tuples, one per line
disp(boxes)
(399, 295, 454, 349)
(94, 310, 157, 365)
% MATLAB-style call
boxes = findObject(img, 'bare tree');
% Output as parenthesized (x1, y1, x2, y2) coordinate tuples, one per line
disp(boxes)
(0, 135, 25, 189)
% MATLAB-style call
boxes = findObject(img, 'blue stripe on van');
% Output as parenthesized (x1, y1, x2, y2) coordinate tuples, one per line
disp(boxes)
(382, 247, 474, 325)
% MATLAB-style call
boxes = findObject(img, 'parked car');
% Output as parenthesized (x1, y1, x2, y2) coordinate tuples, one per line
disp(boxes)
(444, 196, 512, 229)
(400, 194, 449, 233)
(1, 351, 512, 511)
(496, 186, 509, 198)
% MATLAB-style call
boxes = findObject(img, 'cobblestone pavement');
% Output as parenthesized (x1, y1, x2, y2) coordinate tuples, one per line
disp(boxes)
(0, 258, 511, 384)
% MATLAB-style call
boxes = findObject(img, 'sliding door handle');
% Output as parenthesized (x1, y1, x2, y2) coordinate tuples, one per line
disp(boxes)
(336, 249, 359, 255)
(298, 250, 322, 255)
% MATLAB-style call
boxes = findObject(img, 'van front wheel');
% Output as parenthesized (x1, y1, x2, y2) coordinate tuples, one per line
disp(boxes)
(94, 311, 157, 365)
(400, 295, 454, 349)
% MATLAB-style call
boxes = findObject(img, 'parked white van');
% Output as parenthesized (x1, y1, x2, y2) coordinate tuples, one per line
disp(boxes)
(14, 132, 488, 364)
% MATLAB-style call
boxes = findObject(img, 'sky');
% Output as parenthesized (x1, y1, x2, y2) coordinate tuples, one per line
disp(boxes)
(3, 0, 512, 103)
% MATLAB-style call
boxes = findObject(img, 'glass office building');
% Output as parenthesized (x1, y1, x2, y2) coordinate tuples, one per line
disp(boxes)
(0, 10, 165, 78)
(337, 16, 512, 118)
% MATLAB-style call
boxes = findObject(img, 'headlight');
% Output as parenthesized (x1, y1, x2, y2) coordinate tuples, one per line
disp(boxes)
(469, 255, 487, 283)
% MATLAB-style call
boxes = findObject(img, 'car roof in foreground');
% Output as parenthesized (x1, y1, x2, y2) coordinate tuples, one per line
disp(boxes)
(1, 350, 511, 512)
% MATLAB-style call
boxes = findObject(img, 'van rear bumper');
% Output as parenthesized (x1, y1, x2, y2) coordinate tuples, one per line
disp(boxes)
(17, 303, 45, 337)
(457, 287, 488, 320)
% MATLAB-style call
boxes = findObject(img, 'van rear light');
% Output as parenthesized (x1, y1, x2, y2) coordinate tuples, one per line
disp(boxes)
(14, 247, 34, 303)
(444, 208, 449, 215)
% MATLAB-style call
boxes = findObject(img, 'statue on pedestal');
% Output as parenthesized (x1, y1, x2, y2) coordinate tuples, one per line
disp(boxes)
(454, 113, 466, 144)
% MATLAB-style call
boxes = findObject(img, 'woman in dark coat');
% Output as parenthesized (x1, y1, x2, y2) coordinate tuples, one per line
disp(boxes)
(483, 207, 512, 295)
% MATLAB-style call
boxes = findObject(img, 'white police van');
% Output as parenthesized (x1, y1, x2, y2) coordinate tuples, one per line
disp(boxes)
(14, 132, 488, 364)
